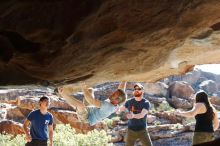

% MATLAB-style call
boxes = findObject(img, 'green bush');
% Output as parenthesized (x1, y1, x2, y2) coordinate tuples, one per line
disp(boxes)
(0, 133, 26, 146)
(0, 124, 112, 146)
(156, 101, 174, 112)
(103, 117, 120, 128)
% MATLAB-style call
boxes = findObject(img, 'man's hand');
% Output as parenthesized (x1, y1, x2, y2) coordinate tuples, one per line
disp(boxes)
(57, 87, 64, 94)
(25, 133, 32, 142)
(126, 112, 134, 119)
(174, 109, 182, 116)
(80, 81, 88, 90)
(115, 106, 120, 115)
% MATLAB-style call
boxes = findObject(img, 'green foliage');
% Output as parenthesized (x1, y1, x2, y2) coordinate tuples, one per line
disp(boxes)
(156, 101, 174, 112)
(0, 124, 112, 146)
(153, 121, 161, 126)
(173, 123, 183, 129)
(182, 117, 196, 125)
(0, 133, 26, 146)
(103, 117, 120, 129)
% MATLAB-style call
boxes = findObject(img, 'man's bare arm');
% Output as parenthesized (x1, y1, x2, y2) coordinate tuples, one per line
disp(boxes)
(176, 103, 205, 118)
(48, 124, 53, 146)
(118, 81, 127, 91)
(81, 82, 101, 108)
(213, 109, 219, 131)
(23, 119, 31, 142)
(58, 87, 85, 109)
(130, 109, 148, 119)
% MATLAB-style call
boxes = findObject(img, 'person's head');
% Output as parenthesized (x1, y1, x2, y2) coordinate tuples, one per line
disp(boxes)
(39, 96, 50, 108)
(109, 89, 127, 106)
(195, 90, 210, 104)
(133, 83, 144, 97)
(195, 90, 214, 120)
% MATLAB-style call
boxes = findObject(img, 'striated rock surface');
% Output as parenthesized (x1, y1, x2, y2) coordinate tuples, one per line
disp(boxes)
(199, 80, 218, 95)
(167, 81, 195, 100)
(0, 120, 24, 135)
(1, 0, 220, 89)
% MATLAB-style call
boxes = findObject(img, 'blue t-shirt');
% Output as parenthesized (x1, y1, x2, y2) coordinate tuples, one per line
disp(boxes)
(27, 109, 53, 140)
(87, 100, 116, 126)
(125, 98, 150, 131)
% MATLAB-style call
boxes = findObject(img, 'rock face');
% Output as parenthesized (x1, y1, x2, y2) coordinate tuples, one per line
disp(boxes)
(0, 120, 24, 135)
(199, 80, 218, 95)
(144, 82, 168, 97)
(167, 81, 195, 100)
(1, 0, 220, 88)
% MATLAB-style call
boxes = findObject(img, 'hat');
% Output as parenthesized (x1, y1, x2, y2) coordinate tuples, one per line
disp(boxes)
(134, 83, 144, 89)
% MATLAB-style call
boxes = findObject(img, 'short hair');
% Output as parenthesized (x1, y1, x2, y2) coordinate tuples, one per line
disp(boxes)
(39, 96, 49, 102)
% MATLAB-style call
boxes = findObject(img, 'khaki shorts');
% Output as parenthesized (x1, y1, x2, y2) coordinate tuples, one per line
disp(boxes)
(192, 132, 214, 145)
(76, 108, 89, 123)
(125, 129, 152, 146)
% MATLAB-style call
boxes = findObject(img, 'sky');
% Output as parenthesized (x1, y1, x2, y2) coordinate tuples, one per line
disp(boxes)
(195, 64, 220, 75)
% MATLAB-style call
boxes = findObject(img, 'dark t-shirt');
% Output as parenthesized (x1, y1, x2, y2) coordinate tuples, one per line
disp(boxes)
(125, 98, 150, 131)
(27, 109, 53, 140)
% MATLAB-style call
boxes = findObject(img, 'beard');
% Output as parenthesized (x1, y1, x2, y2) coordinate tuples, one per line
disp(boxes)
(133, 91, 142, 97)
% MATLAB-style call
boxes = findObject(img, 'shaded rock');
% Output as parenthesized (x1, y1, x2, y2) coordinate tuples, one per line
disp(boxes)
(153, 112, 183, 124)
(6, 106, 31, 122)
(0, 106, 7, 120)
(147, 115, 157, 124)
(148, 124, 193, 140)
(0, 120, 24, 135)
(8, 95, 75, 111)
(181, 69, 201, 85)
(49, 108, 78, 124)
(147, 96, 167, 105)
(210, 96, 220, 106)
(144, 82, 168, 97)
(168, 96, 193, 109)
(214, 91, 220, 98)
(49, 108, 93, 133)
(152, 132, 192, 146)
(167, 81, 195, 100)
(199, 80, 218, 95)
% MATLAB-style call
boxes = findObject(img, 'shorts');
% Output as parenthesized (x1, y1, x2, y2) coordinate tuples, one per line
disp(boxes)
(76, 108, 89, 123)
(25, 139, 47, 146)
(192, 132, 214, 145)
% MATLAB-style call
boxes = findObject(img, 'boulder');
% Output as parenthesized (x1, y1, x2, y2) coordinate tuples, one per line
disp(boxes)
(168, 96, 193, 109)
(49, 108, 93, 133)
(144, 82, 168, 97)
(182, 69, 201, 85)
(6, 106, 31, 122)
(0, 120, 24, 135)
(167, 81, 195, 100)
(199, 80, 218, 95)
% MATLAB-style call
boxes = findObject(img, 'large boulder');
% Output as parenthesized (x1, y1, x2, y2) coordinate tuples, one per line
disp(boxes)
(182, 69, 201, 85)
(49, 108, 93, 133)
(209, 96, 220, 106)
(144, 82, 168, 97)
(167, 81, 195, 100)
(167, 96, 193, 109)
(6, 106, 31, 122)
(199, 80, 218, 95)
(0, 120, 24, 135)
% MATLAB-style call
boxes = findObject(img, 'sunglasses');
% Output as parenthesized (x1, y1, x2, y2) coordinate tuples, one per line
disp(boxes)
(134, 88, 142, 91)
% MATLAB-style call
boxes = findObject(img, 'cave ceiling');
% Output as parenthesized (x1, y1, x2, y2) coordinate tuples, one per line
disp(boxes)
(1, 0, 220, 91)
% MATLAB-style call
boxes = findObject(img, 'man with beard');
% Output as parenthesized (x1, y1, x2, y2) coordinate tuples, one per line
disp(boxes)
(118, 83, 152, 146)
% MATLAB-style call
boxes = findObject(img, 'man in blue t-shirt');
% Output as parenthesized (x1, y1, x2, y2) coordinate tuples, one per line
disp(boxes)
(118, 83, 152, 146)
(23, 96, 53, 146)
